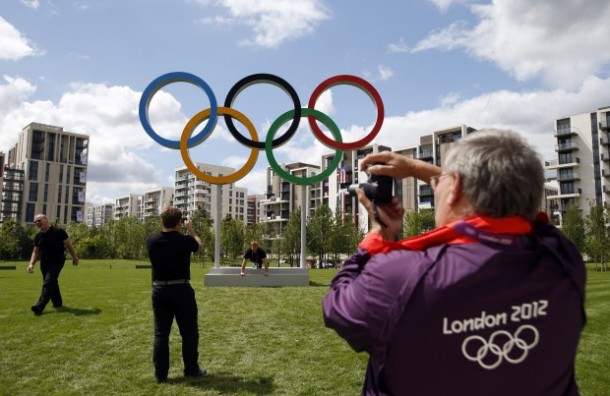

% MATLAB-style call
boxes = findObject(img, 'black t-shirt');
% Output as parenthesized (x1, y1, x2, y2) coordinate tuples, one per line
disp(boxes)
(146, 231, 199, 281)
(244, 247, 266, 265)
(34, 226, 68, 260)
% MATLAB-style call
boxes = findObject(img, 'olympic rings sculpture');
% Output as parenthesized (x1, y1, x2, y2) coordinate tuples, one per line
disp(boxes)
(139, 72, 384, 185)
(461, 325, 540, 370)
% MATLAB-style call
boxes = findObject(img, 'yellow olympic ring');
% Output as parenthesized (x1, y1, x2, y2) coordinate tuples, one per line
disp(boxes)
(180, 107, 259, 184)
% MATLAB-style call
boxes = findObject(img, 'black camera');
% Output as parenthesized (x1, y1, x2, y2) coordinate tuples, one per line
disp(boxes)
(181, 217, 188, 224)
(347, 168, 393, 204)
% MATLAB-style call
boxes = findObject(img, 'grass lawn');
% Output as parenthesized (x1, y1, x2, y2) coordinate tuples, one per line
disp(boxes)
(0, 260, 608, 395)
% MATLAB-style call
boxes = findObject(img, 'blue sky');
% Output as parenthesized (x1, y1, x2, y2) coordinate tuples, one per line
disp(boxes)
(1, 0, 610, 204)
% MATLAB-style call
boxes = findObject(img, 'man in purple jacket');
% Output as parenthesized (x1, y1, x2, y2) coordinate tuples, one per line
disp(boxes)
(323, 130, 586, 395)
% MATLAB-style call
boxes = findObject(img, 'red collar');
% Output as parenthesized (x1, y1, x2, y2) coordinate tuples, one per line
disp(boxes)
(359, 214, 543, 256)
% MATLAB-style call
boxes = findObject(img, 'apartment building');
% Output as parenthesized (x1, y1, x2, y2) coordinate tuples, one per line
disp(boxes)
(114, 194, 140, 219)
(546, 106, 610, 218)
(141, 187, 173, 220)
(322, 143, 392, 231)
(4, 122, 89, 224)
(86, 203, 114, 228)
(258, 162, 321, 237)
(247, 194, 265, 225)
(174, 163, 247, 225)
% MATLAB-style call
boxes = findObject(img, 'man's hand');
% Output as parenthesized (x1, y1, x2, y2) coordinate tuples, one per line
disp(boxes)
(356, 188, 404, 240)
(27, 263, 34, 273)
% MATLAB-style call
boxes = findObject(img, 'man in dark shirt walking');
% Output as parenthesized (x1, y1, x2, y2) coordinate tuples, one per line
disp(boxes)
(28, 214, 79, 315)
(146, 207, 206, 384)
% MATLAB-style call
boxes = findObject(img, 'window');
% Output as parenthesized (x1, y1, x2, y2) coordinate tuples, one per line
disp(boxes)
(29, 161, 38, 181)
(26, 203, 35, 222)
(29, 182, 38, 201)
(30, 131, 44, 160)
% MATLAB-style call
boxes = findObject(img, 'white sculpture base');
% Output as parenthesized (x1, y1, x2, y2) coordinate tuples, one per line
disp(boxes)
(204, 267, 310, 287)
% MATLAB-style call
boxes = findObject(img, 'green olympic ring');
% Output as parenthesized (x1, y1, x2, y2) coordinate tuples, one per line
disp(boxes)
(266, 108, 343, 185)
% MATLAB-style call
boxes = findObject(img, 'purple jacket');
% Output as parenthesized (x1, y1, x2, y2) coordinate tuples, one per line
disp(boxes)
(323, 222, 585, 395)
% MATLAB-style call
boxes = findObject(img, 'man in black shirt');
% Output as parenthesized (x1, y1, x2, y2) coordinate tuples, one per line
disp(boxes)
(146, 207, 205, 384)
(27, 214, 79, 315)
(240, 240, 269, 276)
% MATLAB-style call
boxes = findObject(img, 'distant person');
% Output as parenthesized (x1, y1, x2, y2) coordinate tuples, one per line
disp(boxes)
(240, 240, 269, 276)
(146, 207, 206, 384)
(323, 130, 586, 395)
(28, 214, 79, 315)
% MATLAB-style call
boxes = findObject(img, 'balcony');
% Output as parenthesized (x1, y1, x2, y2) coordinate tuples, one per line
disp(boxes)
(555, 142, 579, 152)
(418, 150, 433, 160)
(600, 119, 609, 131)
(547, 188, 582, 200)
(602, 169, 610, 178)
(600, 136, 610, 146)
(419, 185, 434, 197)
(554, 128, 578, 137)
(545, 157, 580, 169)
(602, 153, 610, 163)
(557, 172, 581, 181)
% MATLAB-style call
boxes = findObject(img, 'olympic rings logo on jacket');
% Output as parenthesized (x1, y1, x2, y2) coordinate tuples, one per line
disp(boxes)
(138, 72, 384, 185)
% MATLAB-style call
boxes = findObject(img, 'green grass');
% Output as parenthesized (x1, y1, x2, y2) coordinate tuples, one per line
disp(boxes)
(0, 261, 608, 395)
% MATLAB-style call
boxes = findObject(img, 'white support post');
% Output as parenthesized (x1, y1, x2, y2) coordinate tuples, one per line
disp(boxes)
(300, 184, 307, 268)
(214, 184, 221, 268)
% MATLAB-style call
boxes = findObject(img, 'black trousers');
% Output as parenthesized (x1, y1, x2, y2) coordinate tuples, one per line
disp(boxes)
(152, 284, 200, 379)
(34, 258, 65, 311)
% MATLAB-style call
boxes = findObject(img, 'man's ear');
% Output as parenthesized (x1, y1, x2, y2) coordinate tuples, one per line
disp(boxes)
(446, 173, 463, 207)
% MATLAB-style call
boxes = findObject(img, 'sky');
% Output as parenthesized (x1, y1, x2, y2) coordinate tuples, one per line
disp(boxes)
(1, 0, 610, 205)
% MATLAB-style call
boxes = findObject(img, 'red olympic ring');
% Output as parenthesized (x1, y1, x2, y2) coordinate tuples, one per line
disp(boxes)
(308, 75, 384, 150)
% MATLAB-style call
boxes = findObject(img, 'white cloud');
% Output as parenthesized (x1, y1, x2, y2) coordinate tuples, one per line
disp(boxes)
(195, 0, 331, 48)
(386, 39, 409, 53)
(235, 168, 267, 194)
(427, 0, 461, 12)
(19, 0, 40, 9)
(377, 76, 610, 162)
(414, 0, 610, 90)
(0, 17, 39, 60)
(0, 77, 178, 204)
(378, 65, 394, 81)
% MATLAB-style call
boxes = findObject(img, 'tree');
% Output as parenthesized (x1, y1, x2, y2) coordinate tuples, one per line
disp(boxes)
(114, 216, 145, 259)
(0, 218, 24, 260)
(403, 209, 435, 238)
(99, 219, 118, 259)
(584, 205, 610, 271)
(560, 205, 585, 252)
(190, 206, 215, 264)
(65, 221, 91, 257)
(307, 205, 334, 265)
(221, 215, 245, 261)
(283, 208, 302, 266)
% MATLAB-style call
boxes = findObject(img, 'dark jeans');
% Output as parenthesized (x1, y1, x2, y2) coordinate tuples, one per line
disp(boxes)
(33, 258, 65, 311)
(152, 284, 200, 379)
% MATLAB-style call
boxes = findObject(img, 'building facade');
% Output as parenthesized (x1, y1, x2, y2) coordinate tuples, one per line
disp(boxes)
(546, 106, 610, 218)
(247, 194, 265, 225)
(141, 187, 174, 220)
(114, 194, 140, 219)
(258, 162, 321, 237)
(4, 123, 89, 224)
(174, 163, 247, 225)
(86, 203, 114, 228)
